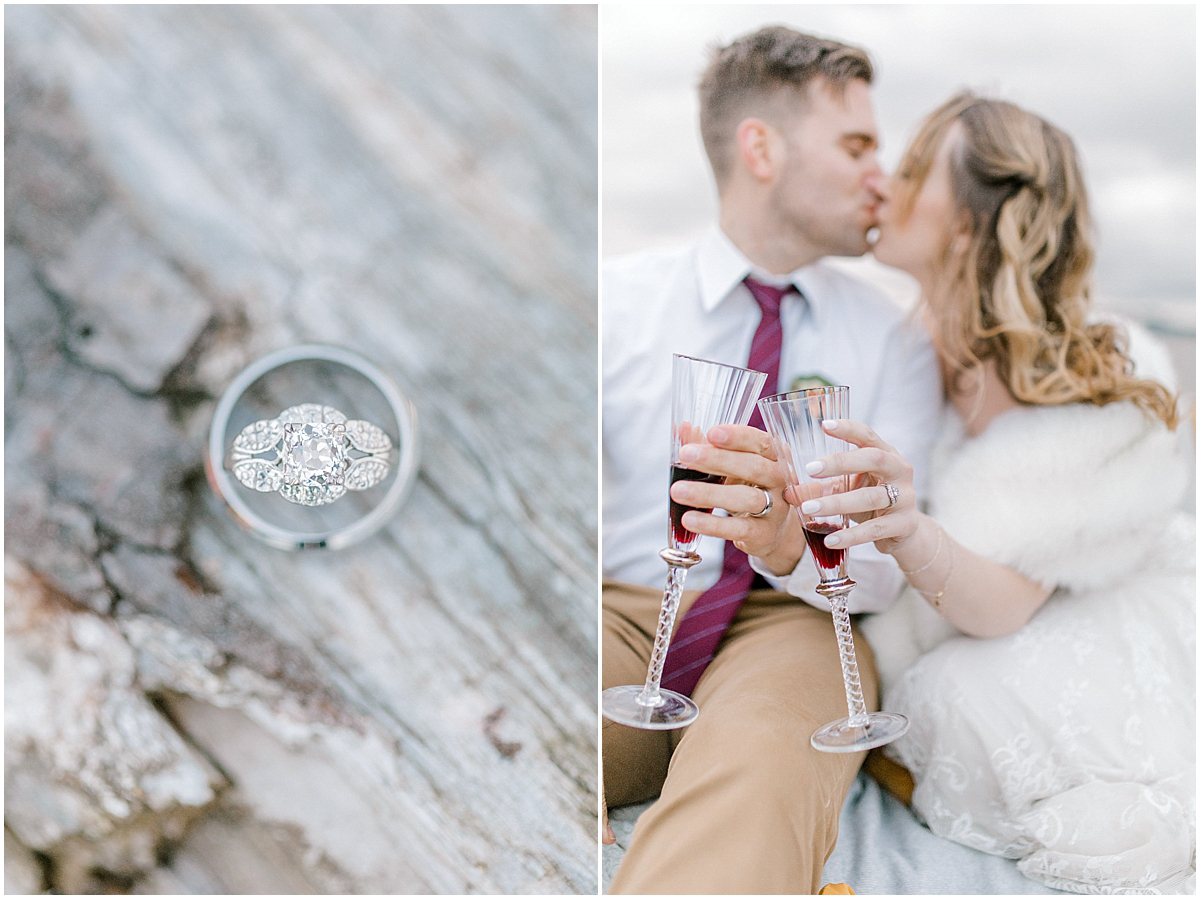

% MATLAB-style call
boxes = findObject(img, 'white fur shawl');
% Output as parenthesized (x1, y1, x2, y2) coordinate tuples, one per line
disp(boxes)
(862, 320, 1194, 694)
(934, 397, 1188, 591)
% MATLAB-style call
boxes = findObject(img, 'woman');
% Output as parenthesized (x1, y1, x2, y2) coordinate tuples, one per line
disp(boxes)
(805, 92, 1195, 893)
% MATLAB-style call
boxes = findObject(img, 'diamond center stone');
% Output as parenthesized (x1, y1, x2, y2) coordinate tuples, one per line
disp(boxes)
(282, 422, 345, 487)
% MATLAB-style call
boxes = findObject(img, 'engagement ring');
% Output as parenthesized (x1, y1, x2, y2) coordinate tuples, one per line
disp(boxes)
(230, 403, 393, 506)
(207, 345, 418, 551)
(883, 482, 900, 508)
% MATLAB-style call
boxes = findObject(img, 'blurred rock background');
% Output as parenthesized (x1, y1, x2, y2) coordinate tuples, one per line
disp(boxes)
(5, 5, 597, 894)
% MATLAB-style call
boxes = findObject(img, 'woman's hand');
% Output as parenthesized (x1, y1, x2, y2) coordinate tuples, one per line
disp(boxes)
(671, 424, 807, 576)
(803, 419, 1056, 638)
(799, 419, 919, 555)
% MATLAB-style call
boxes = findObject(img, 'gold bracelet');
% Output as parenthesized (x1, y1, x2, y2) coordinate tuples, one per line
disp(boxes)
(899, 522, 944, 575)
(914, 535, 956, 608)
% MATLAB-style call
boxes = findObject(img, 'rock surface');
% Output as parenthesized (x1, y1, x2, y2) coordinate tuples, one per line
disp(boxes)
(5, 5, 597, 894)
(5, 559, 224, 894)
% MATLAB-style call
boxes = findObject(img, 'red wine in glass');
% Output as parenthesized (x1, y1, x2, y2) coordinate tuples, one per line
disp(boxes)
(803, 521, 845, 572)
(669, 465, 723, 547)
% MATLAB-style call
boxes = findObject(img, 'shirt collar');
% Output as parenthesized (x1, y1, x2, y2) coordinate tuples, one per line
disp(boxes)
(696, 225, 819, 325)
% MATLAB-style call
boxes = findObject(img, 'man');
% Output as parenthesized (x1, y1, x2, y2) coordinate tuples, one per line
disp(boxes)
(602, 26, 943, 893)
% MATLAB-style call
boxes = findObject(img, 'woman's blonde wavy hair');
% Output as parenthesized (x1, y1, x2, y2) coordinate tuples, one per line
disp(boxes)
(895, 91, 1178, 428)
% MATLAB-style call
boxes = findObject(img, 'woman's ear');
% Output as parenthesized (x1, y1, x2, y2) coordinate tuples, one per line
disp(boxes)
(735, 118, 777, 181)
(949, 213, 973, 257)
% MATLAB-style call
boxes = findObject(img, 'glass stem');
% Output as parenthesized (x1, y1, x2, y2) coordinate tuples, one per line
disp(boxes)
(828, 586, 869, 727)
(638, 562, 690, 707)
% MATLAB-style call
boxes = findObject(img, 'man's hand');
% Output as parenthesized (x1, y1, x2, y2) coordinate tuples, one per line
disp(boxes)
(671, 424, 806, 575)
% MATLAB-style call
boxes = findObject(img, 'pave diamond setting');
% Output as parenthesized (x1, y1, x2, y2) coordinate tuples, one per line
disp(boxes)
(230, 403, 393, 506)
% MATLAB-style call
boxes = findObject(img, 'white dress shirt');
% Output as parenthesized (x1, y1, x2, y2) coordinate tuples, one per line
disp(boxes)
(602, 226, 944, 614)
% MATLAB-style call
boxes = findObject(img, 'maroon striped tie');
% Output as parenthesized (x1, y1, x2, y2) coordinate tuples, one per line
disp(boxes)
(661, 276, 793, 697)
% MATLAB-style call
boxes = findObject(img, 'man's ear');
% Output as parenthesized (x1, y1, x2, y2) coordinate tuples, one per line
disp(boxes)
(735, 118, 777, 181)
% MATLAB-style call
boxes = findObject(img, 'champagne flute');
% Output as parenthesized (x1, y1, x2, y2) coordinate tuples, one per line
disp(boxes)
(602, 354, 766, 729)
(757, 386, 909, 752)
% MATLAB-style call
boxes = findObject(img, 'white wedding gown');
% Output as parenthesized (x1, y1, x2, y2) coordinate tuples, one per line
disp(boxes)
(863, 328, 1195, 894)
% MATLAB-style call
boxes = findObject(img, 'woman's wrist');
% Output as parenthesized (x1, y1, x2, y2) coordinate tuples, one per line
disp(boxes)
(890, 514, 957, 608)
(888, 513, 938, 569)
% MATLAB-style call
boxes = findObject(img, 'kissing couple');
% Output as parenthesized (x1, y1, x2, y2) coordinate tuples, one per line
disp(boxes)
(602, 23, 1194, 896)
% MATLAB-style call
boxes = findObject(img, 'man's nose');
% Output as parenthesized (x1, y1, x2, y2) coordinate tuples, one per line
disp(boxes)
(865, 167, 890, 201)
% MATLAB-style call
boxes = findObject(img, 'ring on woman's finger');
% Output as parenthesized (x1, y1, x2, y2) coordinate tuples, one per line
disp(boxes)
(749, 487, 773, 518)
(883, 482, 900, 508)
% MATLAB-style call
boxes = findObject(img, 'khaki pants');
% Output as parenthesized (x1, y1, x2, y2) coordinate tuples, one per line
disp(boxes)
(603, 581, 879, 895)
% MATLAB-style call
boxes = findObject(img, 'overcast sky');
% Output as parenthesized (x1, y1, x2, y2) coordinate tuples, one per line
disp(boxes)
(602, 4, 1196, 328)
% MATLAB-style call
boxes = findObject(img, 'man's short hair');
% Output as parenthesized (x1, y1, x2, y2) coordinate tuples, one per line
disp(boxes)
(698, 26, 873, 187)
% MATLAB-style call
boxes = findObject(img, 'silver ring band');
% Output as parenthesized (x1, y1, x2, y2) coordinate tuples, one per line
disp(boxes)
(207, 345, 418, 550)
(883, 482, 900, 508)
(749, 487, 773, 518)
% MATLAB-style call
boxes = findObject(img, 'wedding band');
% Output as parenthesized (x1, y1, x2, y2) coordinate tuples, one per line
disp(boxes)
(883, 482, 900, 508)
(207, 345, 418, 550)
(229, 403, 393, 506)
(749, 487, 773, 518)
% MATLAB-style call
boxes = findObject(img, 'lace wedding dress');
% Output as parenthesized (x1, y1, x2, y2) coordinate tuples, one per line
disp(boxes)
(862, 329, 1195, 894)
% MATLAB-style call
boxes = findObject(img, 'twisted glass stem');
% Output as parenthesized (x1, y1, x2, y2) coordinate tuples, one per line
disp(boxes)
(826, 586, 869, 727)
(638, 562, 690, 707)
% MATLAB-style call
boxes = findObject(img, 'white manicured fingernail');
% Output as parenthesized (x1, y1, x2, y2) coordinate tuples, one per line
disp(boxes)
(805, 460, 824, 475)
(801, 500, 821, 514)
(823, 420, 839, 431)
(825, 532, 842, 547)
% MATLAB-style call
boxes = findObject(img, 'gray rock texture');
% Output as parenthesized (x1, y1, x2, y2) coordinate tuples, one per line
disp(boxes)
(5, 5, 597, 893)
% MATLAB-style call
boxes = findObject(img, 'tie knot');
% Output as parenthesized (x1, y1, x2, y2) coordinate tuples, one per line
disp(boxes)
(743, 276, 792, 315)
